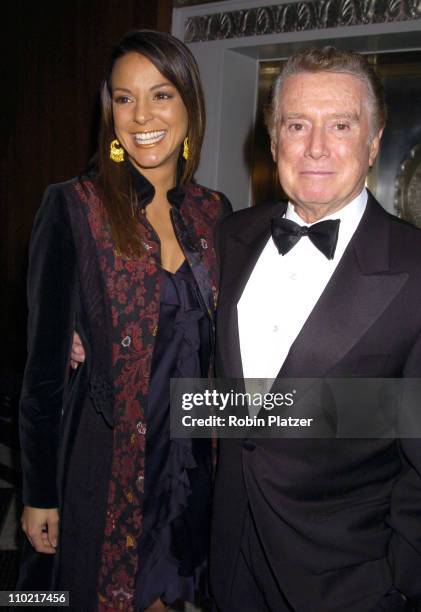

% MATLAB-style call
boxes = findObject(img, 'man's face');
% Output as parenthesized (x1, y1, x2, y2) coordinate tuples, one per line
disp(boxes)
(271, 71, 382, 222)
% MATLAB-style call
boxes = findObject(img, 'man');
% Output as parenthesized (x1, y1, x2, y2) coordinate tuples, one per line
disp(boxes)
(210, 48, 421, 612)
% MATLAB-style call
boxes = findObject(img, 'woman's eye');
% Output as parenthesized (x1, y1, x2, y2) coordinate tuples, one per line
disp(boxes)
(154, 91, 172, 101)
(114, 95, 132, 104)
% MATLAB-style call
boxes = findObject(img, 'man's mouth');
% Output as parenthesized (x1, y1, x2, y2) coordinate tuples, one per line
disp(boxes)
(300, 170, 334, 175)
(134, 130, 166, 145)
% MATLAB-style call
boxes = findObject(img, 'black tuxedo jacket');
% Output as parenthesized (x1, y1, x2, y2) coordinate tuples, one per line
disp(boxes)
(210, 193, 421, 612)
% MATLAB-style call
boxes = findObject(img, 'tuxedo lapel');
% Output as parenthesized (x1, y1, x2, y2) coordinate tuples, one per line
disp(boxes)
(217, 201, 286, 379)
(279, 195, 408, 379)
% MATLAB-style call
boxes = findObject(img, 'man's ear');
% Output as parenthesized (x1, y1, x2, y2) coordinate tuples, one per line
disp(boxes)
(368, 128, 383, 167)
(271, 139, 277, 163)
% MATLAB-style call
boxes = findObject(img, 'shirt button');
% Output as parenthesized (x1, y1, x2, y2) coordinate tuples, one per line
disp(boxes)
(289, 273, 297, 280)
(121, 335, 131, 347)
(243, 440, 256, 452)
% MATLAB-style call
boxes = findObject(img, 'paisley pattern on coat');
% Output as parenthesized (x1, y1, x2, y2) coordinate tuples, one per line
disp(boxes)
(73, 172, 231, 611)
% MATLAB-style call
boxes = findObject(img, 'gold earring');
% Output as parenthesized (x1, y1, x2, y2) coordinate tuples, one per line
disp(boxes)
(110, 139, 124, 163)
(183, 137, 189, 160)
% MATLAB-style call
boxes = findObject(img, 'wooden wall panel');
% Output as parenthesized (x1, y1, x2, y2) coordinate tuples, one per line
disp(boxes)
(1, 0, 172, 379)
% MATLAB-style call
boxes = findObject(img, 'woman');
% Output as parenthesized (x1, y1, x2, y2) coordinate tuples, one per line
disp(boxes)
(19, 30, 231, 611)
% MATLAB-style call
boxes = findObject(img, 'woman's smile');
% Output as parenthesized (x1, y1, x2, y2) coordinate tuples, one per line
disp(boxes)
(133, 130, 167, 146)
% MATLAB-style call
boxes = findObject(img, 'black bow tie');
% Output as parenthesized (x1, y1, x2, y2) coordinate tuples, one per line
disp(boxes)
(271, 217, 340, 260)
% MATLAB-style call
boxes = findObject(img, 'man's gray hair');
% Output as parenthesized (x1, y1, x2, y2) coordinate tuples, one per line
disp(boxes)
(265, 46, 387, 142)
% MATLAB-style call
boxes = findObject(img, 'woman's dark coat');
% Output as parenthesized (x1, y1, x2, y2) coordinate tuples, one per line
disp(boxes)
(18, 170, 231, 611)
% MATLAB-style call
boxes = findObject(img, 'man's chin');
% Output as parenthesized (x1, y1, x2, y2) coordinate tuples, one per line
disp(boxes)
(290, 194, 352, 222)
(291, 195, 339, 209)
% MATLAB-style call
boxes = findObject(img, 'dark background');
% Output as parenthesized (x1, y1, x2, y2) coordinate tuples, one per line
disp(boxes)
(2, 0, 173, 392)
(0, 1, 173, 587)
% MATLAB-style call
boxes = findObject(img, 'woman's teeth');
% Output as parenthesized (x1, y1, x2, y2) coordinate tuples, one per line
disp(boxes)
(134, 131, 166, 145)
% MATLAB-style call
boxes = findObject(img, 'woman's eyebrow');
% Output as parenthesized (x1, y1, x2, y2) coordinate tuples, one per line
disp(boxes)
(150, 82, 175, 91)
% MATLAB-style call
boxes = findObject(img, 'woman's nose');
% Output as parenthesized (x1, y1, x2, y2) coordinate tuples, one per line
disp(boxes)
(134, 98, 152, 125)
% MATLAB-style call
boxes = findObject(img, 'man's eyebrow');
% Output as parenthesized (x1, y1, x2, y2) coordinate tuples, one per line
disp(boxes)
(330, 112, 360, 121)
(282, 113, 307, 120)
(281, 112, 360, 120)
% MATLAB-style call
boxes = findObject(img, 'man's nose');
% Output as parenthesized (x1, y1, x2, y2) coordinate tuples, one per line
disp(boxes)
(305, 126, 328, 159)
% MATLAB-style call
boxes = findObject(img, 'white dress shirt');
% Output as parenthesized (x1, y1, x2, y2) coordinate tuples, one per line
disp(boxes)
(237, 189, 367, 381)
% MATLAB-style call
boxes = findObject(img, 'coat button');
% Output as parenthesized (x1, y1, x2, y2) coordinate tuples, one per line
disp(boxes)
(243, 440, 256, 452)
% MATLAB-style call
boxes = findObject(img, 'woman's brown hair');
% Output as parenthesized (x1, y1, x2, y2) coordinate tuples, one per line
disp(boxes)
(95, 30, 206, 256)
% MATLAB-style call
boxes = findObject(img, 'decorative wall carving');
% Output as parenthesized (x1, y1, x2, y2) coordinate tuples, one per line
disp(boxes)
(173, 0, 230, 7)
(395, 142, 421, 228)
(184, 0, 421, 42)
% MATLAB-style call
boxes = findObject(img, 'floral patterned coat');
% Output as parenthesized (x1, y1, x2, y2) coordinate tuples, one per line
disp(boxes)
(18, 168, 232, 611)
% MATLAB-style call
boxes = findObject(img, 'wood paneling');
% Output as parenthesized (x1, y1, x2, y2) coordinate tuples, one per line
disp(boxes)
(1, 0, 172, 377)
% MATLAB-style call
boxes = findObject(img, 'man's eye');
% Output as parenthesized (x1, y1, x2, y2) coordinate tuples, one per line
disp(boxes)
(288, 123, 304, 132)
(335, 123, 350, 131)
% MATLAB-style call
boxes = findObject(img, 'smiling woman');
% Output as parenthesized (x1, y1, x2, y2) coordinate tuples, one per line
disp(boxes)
(18, 30, 231, 611)
(111, 53, 189, 184)
(96, 30, 208, 262)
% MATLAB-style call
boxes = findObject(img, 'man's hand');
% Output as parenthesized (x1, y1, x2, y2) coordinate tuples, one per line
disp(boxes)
(21, 506, 59, 554)
(70, 331, 85, 369)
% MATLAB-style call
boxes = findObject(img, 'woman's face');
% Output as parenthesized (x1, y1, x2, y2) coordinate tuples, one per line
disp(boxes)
(111, 52, 188, 183)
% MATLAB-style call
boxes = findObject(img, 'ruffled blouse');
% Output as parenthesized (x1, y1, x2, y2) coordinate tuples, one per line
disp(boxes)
(134, 261, 212, 610)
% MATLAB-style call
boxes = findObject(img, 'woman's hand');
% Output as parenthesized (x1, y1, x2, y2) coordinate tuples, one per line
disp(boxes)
(70, 331, 85, 369)
(145, 599, 168, 610)
(21, 506, 59, 554)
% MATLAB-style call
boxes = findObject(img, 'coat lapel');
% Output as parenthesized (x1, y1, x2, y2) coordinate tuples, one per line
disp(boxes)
(279, 195, 408, 379)
(171, 206, 214, 318)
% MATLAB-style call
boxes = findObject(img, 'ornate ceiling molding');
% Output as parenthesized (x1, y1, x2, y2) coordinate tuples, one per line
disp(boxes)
(184, 0, 421, 43)
(173, 0, 230, 7)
